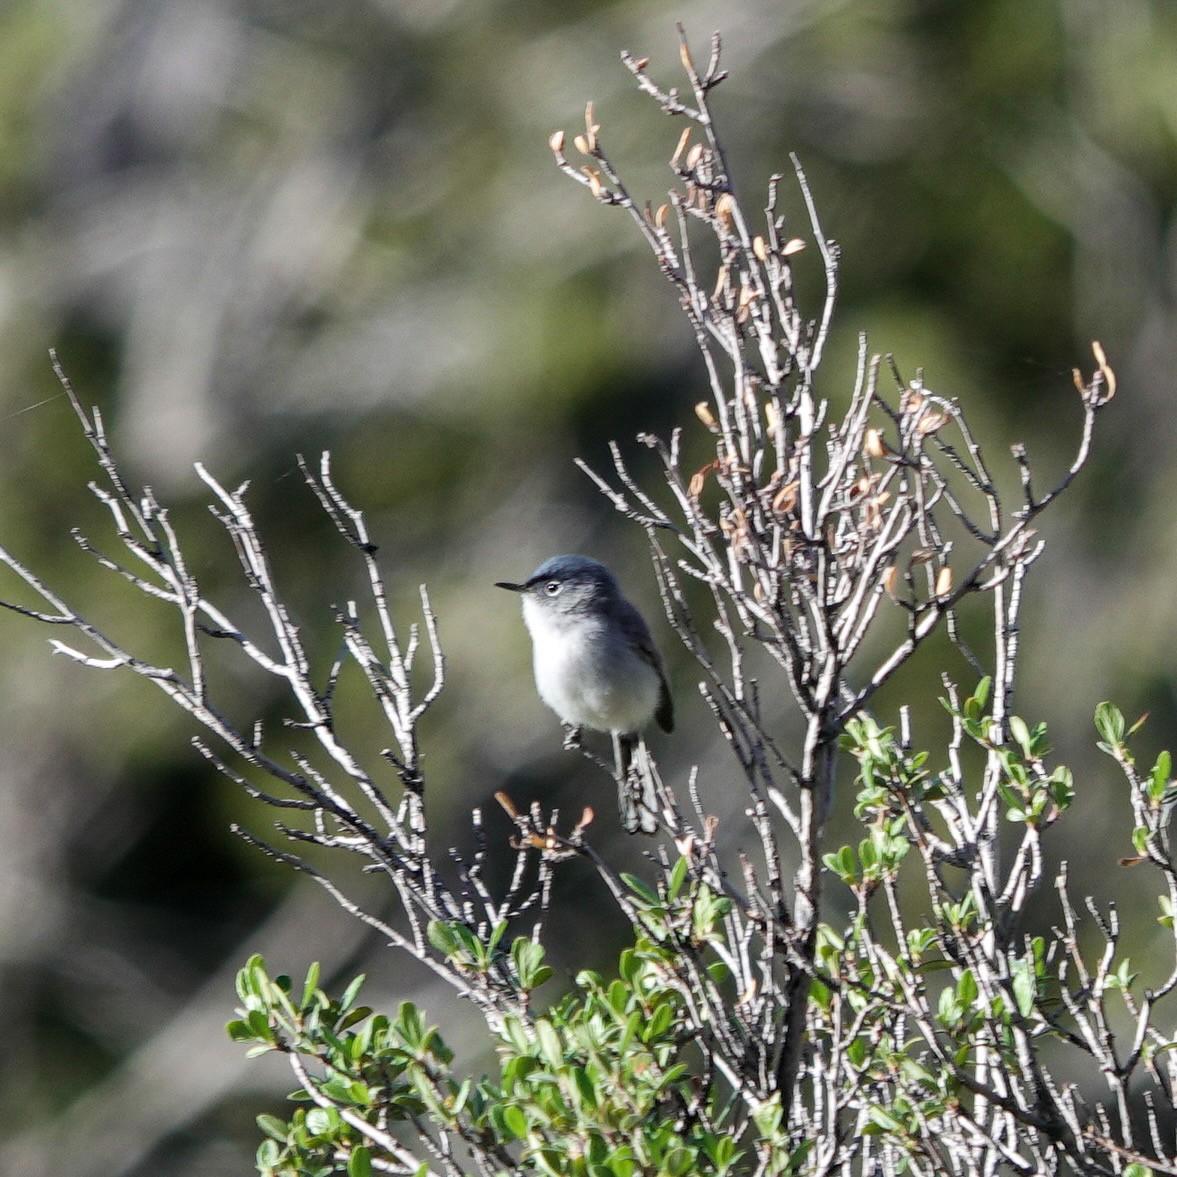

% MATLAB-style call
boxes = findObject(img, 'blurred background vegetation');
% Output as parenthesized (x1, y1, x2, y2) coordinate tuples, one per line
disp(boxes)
(0, 0, 1174, 1172)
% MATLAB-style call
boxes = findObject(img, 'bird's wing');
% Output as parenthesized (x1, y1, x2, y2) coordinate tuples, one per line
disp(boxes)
(624, 603, 674, 733)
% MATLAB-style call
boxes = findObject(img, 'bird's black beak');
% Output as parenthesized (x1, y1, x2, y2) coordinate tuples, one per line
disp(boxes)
(494, 580, 525, 593)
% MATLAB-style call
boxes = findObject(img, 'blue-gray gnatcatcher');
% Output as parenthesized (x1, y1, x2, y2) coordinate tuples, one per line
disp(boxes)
(495, 555, 674, 834)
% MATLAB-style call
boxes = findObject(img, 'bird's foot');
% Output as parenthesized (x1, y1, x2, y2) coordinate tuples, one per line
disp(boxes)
(562, 724, 582, 751)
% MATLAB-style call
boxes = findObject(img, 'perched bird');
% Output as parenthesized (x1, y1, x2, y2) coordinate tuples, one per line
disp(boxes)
(496, 555, 674, 834)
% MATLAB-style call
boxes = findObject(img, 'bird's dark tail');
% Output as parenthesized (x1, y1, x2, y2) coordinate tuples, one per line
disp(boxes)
(614, 733, 658, 835)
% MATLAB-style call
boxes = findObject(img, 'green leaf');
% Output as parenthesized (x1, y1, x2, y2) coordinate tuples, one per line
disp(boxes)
(667, 856, 689, 900)
(339, 974, 366, 1012)
(427, 921, 460, 957)
(621, 873, 659, 905)
(226, 1019, 255, 1043)
(957, 969, 978, 1007)
(512, 937, 552, 990)
(1011, 958, 1036, 1018)
(237, 954, 266, 1002)
(348, 1146, 373, 1177)
(867, 1105, 901, 1133)
(1149, 750, 1172, 801)
(1094, 702, 1125, 748)
(1008, 715, 1031, 756)
(299, 961, 321, 1011)
(256, 1113, 288, 1142)
(501, 1103, 528, 1139)
(536, 1019, 564, 1069)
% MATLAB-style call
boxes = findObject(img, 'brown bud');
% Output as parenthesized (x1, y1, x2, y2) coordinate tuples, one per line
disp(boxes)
(935, 565, 953, 599)
(694, 401, 719, 432)
(495, 791, 519, 819)
(679, 36, 696, 74)
(671, 127, 691, 168)
(864, 429, 887, 458)
(584, 169, 604, 198)
(765, 400, 781, 433)
(633, 56, 649, 71)
(1092, 339, 1116, 400)
(573, 134, 591, 156)
(579, 103, 597, 151)
(753, 235, 769, 262)
(686, 142, 705, 170)
(655, 203, 670, 229)
(882, 565, 898, 597)
(688, 469, 707, 499)
(849, 474, 874, 501)
(548, 130, 565, 155)
(772, 480, 799, 514)
(715, 192, 736, 227)
(917, 410, 948, 435)
(780, 237, 806, 256)
(910, 547, 935, 565)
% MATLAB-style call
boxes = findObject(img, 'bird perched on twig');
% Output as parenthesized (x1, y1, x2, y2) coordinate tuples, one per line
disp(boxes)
(496, 555, 673, 834)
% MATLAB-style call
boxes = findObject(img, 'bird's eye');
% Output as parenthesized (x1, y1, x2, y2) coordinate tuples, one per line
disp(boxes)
(544, 580, 561, 596)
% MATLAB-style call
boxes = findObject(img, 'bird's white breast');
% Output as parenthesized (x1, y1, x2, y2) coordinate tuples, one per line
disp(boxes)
(520, 596, 659, 734)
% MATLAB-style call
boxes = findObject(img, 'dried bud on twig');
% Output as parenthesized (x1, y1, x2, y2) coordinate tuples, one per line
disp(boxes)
(581, 102, 600, 153)
(935, 565, 953, 599)
(864, 429, 887, 459)
(715, 193, 736, 229)
(772, 480, 799, 514)
(688, 461, 718, 500)
(849, 474, 879, 502)
(548, 130, 565, 155)
(695, 401, 719, 432)
(765, 400, 780, 434)
(780, 238, 806, 256)
(917, 411, 949, 436)
(1092, 340, 1116, 401)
